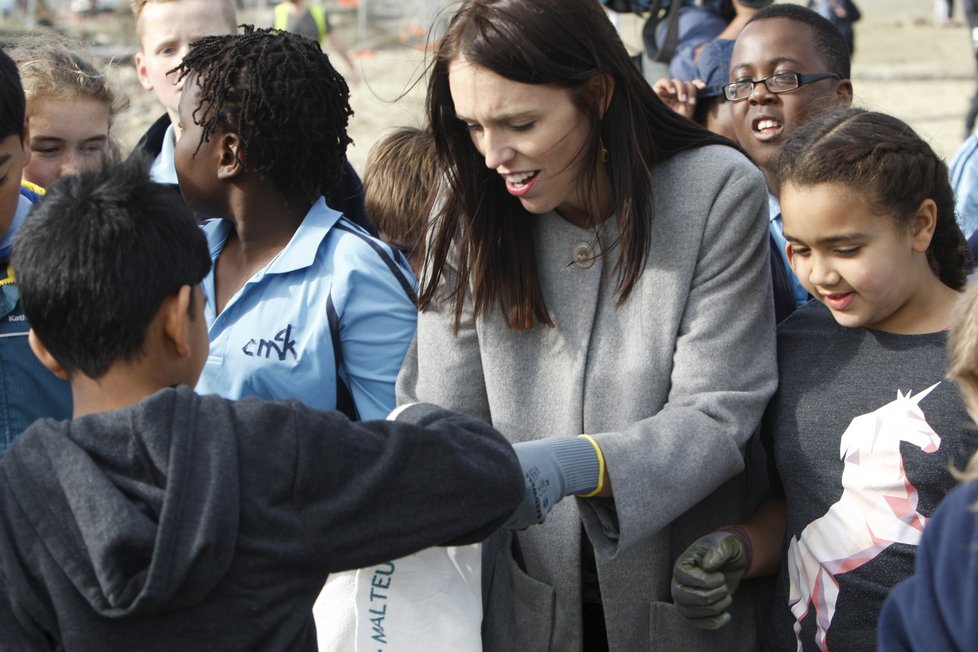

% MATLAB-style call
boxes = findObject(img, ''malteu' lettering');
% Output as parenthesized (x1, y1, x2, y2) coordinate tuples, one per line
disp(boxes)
(368, 562, 396, 645)
(374, 562, 396, 576)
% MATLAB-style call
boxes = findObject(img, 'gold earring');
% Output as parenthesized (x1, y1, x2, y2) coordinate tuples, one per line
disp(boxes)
(599, 138, 609, 162)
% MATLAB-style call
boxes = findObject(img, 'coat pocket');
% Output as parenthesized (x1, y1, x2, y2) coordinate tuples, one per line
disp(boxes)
(649, 600, 760, 652)
(511, 556, 556, 652)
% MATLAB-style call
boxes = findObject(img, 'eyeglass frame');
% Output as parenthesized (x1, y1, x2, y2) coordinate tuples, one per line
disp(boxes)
(722, 72, 843, 102)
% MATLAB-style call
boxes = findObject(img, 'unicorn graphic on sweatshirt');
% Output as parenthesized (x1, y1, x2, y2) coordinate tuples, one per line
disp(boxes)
(786, 383, 941, 652)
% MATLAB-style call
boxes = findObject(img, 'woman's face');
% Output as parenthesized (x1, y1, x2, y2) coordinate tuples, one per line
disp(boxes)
(448, 56, 597, 223)
(23, 97, 110, 190)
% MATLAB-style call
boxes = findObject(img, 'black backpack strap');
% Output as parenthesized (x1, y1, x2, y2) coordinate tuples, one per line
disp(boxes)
(326, 293, 359, 421)
(654, 0, 684, 63)
(334, 221, 418, 305)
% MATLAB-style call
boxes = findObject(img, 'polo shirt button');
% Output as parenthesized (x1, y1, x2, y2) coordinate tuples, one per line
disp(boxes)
(573, 241, 595, 268)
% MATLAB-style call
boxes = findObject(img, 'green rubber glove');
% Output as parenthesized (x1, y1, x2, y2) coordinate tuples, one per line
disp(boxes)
(670, 529, 751, 630)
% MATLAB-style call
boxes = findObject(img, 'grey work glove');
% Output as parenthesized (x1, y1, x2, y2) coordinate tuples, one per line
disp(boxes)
(503, 437, 601, 530)
(671, 529, 751, 630)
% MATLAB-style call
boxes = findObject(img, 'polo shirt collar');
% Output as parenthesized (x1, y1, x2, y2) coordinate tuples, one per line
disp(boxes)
(149, 124, 179, 185)
(204, 196, 344, 277)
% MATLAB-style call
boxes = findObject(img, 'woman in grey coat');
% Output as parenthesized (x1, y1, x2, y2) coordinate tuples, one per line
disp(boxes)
(396, 0, 777, 649)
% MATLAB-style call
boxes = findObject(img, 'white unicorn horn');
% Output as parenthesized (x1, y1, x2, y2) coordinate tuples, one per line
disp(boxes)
(908, 382, 941, 404)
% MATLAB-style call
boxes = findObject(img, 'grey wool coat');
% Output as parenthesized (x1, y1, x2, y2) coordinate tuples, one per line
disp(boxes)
(396, 144, 778, 652)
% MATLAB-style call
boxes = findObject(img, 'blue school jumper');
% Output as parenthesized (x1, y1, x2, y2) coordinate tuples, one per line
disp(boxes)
(0, 191, 71, 457)
(196, 198, 417, 420)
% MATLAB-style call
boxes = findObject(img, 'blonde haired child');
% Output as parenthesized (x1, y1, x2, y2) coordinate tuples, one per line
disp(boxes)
(362, 126, 437, 275)
(130, 0, 237, 184)
(12, 40, 127, 191)
(130, 0, 371, 230)
(671, 108, 978, 651)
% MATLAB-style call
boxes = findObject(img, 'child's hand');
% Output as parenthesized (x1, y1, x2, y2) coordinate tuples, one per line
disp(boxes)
(651, 77, 705, 120)
(670, 530, 750, 630)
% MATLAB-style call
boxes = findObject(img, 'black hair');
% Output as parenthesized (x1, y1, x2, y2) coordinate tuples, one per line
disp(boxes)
(174, 26, 353, 212)
(13, 156, 212, 378)
(0, 48, 26, 142)
(693, 96, 723, 126)
(745, 4, 851, 79)
(422, 0, 733, 331)
(772, 108, 971, 290)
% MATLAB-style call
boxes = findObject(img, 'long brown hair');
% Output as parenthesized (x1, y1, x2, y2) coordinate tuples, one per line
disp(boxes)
(421, 0, 733, 331)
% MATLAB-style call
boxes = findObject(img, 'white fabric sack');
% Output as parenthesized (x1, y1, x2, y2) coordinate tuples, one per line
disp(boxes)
(315, 544, 482, 651)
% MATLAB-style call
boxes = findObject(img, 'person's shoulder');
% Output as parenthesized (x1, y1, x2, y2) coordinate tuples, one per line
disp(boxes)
(778, 299, 831, 329)
(135, 114, 172, 157)
(775, 300, 842, 347)
(917, 478, 978, 565)
(19, 181, 44, 202)
(327, 217, 407, 272)
(659, 143, 761, 184)
(951, 134, 978, 168)
(938, 479, 978, 521)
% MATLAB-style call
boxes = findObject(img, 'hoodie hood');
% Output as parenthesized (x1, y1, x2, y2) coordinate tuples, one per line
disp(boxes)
(2, 386, 239, 617)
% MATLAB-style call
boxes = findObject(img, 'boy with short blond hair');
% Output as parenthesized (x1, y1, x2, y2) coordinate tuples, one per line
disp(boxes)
(131, 0, 237, 184)
(130, 0, 371, 228)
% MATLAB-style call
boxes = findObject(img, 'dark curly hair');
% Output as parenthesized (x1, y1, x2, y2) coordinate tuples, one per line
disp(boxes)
(773, 108, 971, 290)
(174, 26, 353, 211)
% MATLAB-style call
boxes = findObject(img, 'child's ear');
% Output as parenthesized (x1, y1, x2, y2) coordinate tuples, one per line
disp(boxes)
(217, 133, 244, 180)
(833, 78, 854, 109)
(162, 285, 194, 358)
(134, 51, 154, 92)
(910, 198, 939, 252)
(785, 242, 799, 274)
(27, 329, 68, 380)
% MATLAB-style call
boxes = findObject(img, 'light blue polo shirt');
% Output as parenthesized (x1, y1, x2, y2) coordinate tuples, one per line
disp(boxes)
(950, 133, 978, 238)
(148, 123, 178, 185)
(196, 198, 417, 420)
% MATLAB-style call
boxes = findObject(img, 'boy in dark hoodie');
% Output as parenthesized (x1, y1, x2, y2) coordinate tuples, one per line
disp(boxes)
(0, 157, 527, 651)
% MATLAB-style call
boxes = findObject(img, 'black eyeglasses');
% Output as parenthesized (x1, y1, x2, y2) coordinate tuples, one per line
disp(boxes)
(722, 72, 842, 102)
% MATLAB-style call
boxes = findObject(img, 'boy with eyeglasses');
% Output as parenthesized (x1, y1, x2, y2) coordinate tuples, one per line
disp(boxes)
(727, 3, 853, 322)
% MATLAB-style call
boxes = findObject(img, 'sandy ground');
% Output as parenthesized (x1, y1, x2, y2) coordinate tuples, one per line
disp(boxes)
(3, 0, 977, 170)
